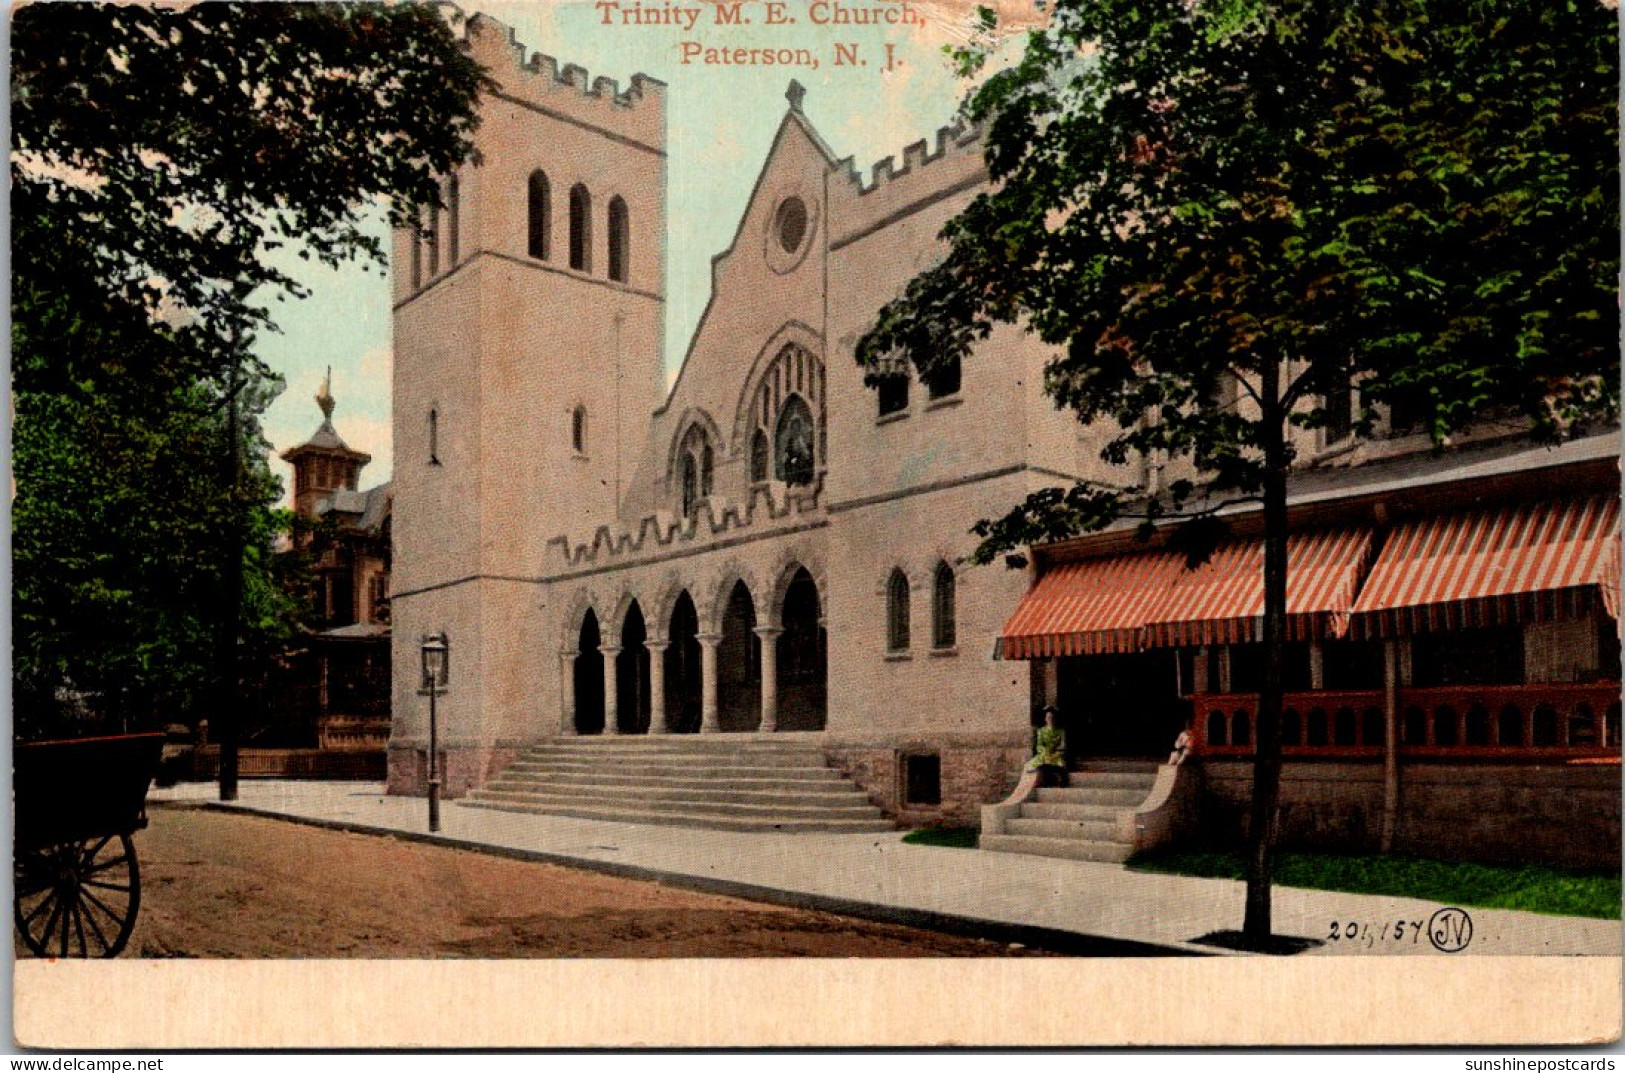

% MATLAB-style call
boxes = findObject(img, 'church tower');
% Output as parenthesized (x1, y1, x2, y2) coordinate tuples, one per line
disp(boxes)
(387, 14, 667, 794)
(281, 368, 372, 524)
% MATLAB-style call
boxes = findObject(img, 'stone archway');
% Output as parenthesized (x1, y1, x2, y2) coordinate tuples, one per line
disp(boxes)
(574, 609, 605, 735)
(615, 601, 652, 734)
(664, 592, 703, 734)
(777, 567, 826, 731)
(718, 580, 761, 732)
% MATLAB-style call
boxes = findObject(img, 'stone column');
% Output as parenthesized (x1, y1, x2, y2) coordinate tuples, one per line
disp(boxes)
(559, 650, 578, 736)
(698, 633, 721, 733)
(754, 626, 783, 732)
(647, 641, 669, 734)
(1308, 640, 1325, 691)
(600, 645, 622, 736)
(1380, 638, 1399, 853)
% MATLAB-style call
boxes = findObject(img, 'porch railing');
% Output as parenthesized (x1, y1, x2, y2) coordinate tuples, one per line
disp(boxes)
(1191, 682, 1622, 759)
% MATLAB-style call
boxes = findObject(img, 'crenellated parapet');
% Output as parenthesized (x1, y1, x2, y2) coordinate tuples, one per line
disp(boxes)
(463, 12, 665, 146)
(545, 478, 825, 574)
(829, 120, 985, 241)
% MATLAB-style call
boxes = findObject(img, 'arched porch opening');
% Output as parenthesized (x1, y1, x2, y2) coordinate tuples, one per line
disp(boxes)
(718, 581, 761, 732)
(573, 610, 605, 735)
(664, 592, 703, 734)
(778, 567, 826, 731)
(616, 601, 652, 734)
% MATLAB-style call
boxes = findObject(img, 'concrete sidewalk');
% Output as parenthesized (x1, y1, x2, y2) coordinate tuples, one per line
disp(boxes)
(150, 779, 1622, 957)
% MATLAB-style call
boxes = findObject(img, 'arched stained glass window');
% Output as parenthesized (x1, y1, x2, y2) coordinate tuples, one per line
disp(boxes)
(681, 453, 698, 519)
(774, 395, 815, 486)
(700, 442, 714, 497)
(887, 569, 910, 652)
(750, 429, 769, 483)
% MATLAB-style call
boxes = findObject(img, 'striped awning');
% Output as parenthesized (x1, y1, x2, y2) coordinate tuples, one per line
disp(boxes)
(998, 528, 1374, 659)
(1145, 529, 1375, 648)
(997, 552, 1193, 659)
(1350, 496, 1622, 637)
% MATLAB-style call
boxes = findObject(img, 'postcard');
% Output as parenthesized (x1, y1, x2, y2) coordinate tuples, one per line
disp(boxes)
(11, 0, 1622, 1049)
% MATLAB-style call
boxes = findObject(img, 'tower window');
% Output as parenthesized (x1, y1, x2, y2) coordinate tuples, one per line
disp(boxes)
(607, 196, 629, 283)
(447, 174, 460, 266)
(528, 170, 551, 260)
(1323, 373, 1355, 444)
(774, 394, 815, 487)
(427, 203, 440, 277)
(429, 408, 440, 465)
(569, 184, 592, 273)
(887, 569, 911, 652)
(932, 562, 957, 649)
(571, 405, 587, 454)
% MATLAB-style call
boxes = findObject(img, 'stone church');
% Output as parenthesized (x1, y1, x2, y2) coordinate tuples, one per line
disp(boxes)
(387, 14, 1621, 862)
(386, 13, 1110, 826)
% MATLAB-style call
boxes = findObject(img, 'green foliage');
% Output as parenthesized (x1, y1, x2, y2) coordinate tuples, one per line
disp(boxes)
(11, 3, 487, 735)
(858, 0, 1619, 563)
(900, 826, 981, 849)
(1128, 848, 1623, 920)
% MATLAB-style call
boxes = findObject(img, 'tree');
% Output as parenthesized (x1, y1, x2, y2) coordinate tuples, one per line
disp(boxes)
(12, 3, 489, 737)
(857, 0, 1618, 942)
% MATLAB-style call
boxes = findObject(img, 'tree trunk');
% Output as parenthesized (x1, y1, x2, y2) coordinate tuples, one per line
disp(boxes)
(217, 359, 242, 803)
(1243, 360, 1289, 943)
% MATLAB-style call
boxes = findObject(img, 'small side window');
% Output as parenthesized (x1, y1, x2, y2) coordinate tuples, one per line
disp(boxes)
(429, 408, 440, 465)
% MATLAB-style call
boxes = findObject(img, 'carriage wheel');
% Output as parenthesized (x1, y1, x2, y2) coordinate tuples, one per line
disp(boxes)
(14, 833, 141, 958)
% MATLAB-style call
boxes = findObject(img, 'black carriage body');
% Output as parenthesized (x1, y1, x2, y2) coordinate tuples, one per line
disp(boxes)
(13, 733, 166, 851)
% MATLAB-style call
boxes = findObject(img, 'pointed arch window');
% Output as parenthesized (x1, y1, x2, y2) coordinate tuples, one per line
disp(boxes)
(571, 405, 587, 454)
(426, 203, 440, 277)
(607, 196, 629, 283)
(569, 184, 592, 272)
(528, 170, 552, 260)
(677, 423, 714, 519)
(447, 174, 460, 266)
(774, 394, 815, 486)
(750, 428, 769, 483)
(932, 562, 956, 649)
(681, 453, 698, 519)
(887, 569, 911, 652)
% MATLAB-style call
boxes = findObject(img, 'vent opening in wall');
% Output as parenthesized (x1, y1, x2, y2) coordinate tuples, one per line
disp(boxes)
(903, 753, 941, 806)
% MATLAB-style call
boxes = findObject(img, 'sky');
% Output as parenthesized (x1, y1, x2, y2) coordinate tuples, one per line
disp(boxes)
(257, 0, 1035, 502)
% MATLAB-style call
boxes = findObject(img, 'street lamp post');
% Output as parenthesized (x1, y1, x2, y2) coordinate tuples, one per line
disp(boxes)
(419, 632, 450, 833)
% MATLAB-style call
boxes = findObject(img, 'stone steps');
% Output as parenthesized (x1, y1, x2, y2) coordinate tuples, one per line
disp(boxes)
(981, 763, 1164, 864)
(457, 735, 893, 834)
(979, 833, 1134, 864)
(459, 798, 895, 834)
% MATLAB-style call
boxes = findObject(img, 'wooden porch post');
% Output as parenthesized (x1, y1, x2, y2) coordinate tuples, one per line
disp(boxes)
(1380, 638, 1400, 853)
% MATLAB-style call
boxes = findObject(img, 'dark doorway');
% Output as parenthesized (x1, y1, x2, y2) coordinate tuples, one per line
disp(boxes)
(777, 567, 826, 731)
(615, 602, 651, 734)
(664, 592, 703, 734)
(574, 610, 605, 735)
(718, 582, 761, 731)
(1056, 650, 1188, 759)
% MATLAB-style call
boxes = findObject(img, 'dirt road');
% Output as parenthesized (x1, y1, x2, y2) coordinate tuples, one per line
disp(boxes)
(20, 807, 1054, 958)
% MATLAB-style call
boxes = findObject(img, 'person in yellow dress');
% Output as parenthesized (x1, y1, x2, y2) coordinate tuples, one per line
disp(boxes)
(1026, 705, 1067, 777)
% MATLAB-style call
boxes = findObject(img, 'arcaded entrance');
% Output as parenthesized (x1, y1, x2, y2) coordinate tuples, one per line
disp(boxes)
(776, 567, 826, 731)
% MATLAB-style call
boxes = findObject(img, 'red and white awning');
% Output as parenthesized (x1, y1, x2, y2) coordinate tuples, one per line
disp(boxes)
(997, 528, 1373, 658)
(997, 552, 1192, 659)
(1145, 529, 1375, 648)
(1350, 496, 1621, 637)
